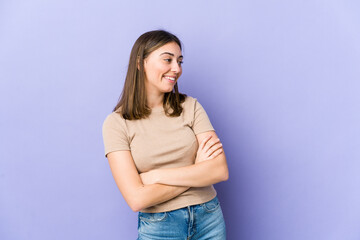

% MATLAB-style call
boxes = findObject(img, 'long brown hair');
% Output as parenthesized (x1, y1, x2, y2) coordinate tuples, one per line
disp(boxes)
(113, 30, 187, 120)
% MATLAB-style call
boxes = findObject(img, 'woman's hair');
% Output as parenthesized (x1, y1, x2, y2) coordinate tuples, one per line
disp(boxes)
(113, 30, 187, 120)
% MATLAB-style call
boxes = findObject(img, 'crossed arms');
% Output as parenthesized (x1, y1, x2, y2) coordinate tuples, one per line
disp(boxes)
(106, 130, 229, 212)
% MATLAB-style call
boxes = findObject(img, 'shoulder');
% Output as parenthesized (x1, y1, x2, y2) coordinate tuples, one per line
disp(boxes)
(102, 111, 127, 130)
(182, 95, 199, 109)
(183, 95, 208, 113)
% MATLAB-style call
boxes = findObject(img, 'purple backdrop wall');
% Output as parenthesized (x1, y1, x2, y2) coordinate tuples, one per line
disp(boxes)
(1, 0, 359, 239)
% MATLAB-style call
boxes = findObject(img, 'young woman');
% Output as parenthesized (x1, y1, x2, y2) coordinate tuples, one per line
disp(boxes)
(102, 30, 229, 239)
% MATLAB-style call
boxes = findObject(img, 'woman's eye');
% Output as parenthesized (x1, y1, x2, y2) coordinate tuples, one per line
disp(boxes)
(164, 59, 183, 65)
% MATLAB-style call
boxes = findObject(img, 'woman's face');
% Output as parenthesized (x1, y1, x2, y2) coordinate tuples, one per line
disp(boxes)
(143, 42, 183, 95)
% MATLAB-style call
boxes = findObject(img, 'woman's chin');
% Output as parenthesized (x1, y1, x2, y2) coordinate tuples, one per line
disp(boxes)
(163, 87, 174, 93)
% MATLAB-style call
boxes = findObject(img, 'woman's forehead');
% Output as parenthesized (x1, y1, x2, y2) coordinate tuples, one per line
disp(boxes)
(154, 42, 182, 57)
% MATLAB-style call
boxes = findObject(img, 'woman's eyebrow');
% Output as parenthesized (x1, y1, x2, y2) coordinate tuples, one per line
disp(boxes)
(160, 52, 183, 58)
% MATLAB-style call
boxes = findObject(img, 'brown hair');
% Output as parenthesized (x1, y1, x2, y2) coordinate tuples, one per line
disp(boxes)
(113, 30, 187, 120)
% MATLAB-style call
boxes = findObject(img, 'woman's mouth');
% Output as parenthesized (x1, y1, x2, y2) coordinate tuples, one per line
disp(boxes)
(163, 75, 176, 83)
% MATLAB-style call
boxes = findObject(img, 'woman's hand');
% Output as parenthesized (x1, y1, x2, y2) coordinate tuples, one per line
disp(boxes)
(195, 135, 223, 164)
(140, 135, 224, 186)
(140, 170, 158, 185)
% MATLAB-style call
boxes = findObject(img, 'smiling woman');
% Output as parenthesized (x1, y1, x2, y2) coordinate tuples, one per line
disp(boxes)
(143, 42, 183, 99)
(102, 30, 228, 239)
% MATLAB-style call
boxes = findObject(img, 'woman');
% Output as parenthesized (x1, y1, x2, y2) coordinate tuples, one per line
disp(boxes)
(102, 30, 229, 239)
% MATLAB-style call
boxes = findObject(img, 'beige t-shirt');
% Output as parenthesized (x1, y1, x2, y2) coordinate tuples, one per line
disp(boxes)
(102, 96, 217, 213)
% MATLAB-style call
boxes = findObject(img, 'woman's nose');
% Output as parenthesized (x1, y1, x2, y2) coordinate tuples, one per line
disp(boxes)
(171, 61, 181, 73)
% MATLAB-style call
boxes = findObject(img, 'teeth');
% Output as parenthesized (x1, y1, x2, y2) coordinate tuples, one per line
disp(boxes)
(164, 76, 175, 81)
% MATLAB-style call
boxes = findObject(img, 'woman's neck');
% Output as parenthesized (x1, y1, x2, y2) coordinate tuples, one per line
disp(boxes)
(147, 93, 164, 109)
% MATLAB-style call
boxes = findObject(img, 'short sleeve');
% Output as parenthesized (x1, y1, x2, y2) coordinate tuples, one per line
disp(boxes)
(192, 98, 215, 135)
(102, 113, 130, 157)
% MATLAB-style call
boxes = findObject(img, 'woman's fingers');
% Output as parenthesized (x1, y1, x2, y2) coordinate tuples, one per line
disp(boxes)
(205, 142, 223, 157)
(196, 136, 223, 163)
(206, 148, 223, 160)
(199, 135, 212, 151)
(211, 142, 223, 154)
(203, 138, 221, 154)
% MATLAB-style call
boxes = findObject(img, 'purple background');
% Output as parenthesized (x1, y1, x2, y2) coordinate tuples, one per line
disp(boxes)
(1, 1, 360, 239)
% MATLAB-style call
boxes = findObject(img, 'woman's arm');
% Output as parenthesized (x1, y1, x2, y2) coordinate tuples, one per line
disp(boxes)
(107, 150, 190, 212)
(140, 131, 229, 187)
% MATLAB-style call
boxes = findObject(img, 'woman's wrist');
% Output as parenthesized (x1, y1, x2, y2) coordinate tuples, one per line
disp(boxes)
(140, 169, 161, 185)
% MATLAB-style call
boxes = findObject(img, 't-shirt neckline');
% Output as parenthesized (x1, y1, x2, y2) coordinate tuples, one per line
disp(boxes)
(151, 107, 165, 113)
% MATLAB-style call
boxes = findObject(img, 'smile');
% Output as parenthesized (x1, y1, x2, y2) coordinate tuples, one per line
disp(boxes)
(163, 76, 176, 83)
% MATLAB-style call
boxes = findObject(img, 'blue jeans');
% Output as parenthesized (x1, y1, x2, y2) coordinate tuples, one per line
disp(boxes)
(137, 196, 226, 240)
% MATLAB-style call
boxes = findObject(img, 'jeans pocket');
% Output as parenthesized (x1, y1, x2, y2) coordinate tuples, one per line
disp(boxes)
(139, 212, 167, 223)
(201, 197, 220, 212)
